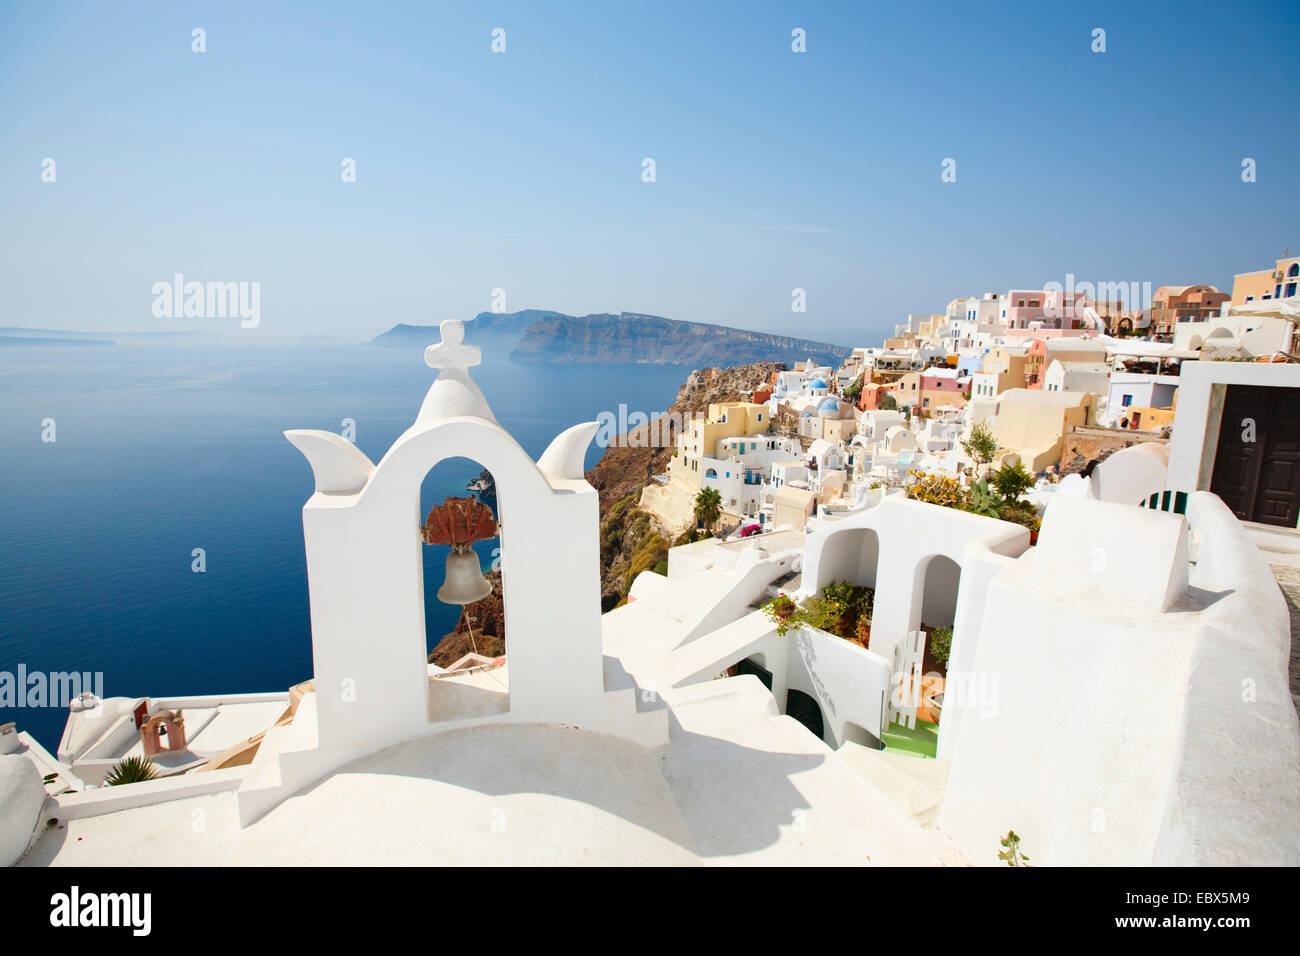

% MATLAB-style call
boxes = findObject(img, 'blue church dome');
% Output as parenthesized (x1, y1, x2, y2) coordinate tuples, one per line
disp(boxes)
(807, 378, 827, 389)
(818, 397, 840, 413)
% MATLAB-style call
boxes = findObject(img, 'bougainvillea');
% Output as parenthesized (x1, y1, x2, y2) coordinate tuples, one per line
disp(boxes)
(421, 496, 498, 552)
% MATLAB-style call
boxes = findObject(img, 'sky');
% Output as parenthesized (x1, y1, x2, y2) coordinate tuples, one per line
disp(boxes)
(1, 0, 1297, 346)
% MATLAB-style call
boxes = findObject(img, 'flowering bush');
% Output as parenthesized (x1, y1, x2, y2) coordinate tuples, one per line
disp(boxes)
(738, 524, 762, 538)
(762, 582, 873, 646)
(904, 470, 966, 509)
(762, 593, 798, 635)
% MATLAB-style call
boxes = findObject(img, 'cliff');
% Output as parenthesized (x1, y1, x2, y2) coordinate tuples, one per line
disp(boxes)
(584, 362, 781, 608)
(436, 361, 780, 638)
(510, 312, 849, 367)
(370, 310, 558, 352)
(370, 310, 849, 368)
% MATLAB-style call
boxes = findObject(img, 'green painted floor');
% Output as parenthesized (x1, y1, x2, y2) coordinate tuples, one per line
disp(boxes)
(882, 718, 939, 759)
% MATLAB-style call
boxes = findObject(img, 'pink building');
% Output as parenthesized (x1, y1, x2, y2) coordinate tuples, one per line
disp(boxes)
(1001, 289, 1095, 331)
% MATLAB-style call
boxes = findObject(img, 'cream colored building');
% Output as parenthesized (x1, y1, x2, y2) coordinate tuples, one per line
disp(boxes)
(1231, 255, 1300, 305)
(641, 402, 780, 531)
(770, 484, 816, 530)
(971, 346, 1029, 400)
(993, 388, 1093, 473)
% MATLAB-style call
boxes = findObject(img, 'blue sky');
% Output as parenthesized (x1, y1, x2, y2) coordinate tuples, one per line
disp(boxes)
(1, 0, 1297, 345)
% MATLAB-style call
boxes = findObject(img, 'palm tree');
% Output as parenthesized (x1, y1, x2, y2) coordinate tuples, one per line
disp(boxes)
(694, 487, 722, 531)
(104, 755, 158, 786)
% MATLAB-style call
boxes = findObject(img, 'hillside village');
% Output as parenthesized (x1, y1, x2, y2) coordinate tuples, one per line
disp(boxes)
(637, 257, 1300, 543)
(4, 258, 1300, 868)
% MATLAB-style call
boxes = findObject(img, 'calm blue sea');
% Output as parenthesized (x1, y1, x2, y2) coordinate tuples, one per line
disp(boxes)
(0, 343, 689, 750)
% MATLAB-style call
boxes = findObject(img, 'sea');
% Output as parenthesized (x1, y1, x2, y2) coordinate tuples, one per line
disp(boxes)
(0, 342, 690, 751)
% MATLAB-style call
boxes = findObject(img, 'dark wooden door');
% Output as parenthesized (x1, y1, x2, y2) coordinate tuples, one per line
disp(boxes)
(1256, 388, 1300, 527)
(1210, 385, 1300, 528)
(785, 689, 825, 741)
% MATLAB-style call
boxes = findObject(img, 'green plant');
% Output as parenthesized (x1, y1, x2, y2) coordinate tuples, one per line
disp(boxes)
(961, 423, 997, 466)
(998, 829, 1031, 867)
(998, 501, 1041, 533)
(823, 580, 872, 624)
(964, 479, 1001, 518)
(104, 756, 158, 787)
(843, 376, 863, 400)
(879, 393, 897, 411)
(763, 593, 799, 635)
(855, 616, 872, 648)
(624, 532, 669, 590)
(989, 461, 1035, 503)
(928, 626, 953, 668)
(764, 582, 873, 642)
(693, 487, 723, 530)
(905, 470, 966, 509)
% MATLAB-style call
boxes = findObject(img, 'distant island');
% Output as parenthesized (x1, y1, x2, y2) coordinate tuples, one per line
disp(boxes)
(0, 327, 198, 346)
(370, 310, 851, 367)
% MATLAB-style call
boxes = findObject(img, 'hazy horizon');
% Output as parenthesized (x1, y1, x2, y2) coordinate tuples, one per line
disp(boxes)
(3, 0, 1298, 347)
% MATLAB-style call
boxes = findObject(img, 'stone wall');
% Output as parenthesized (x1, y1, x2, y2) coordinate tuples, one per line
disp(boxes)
(1059, 425, 1168, 475)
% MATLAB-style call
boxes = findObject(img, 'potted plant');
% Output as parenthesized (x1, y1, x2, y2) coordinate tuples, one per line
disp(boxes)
(762, 593, 798, 635)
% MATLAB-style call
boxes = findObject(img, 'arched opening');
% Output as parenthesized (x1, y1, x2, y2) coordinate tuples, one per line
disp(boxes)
(1289, 263, 1298, 278)
(704, 467, 718, 479)
(785, 688, 825, 741)
(918, 554, 961, 636)
(419, 457, 508, 721)
(420, 458, 502, 666)
(814, 526, 880, 592)
(734, 655, 773, 691)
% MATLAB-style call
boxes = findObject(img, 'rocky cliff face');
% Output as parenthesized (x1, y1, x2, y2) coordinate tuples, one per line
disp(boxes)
(437, 361, 782, 645)
(371, 311, 849, 368)
(584, 362, 782, 609)
(511, 312, 848, 367)
(371, 311, 558, 351)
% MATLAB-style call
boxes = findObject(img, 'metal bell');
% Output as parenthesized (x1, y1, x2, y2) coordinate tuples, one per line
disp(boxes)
(437, 549, 492, 605)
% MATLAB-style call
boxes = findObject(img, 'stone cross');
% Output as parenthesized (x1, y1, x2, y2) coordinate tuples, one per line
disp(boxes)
(425, 319, 481, 372)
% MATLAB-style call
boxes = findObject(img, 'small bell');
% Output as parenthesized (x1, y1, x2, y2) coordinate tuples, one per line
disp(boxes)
(437, 549, 492, 605)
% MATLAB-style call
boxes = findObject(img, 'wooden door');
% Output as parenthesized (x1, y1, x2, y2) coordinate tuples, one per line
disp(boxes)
(1210, 385, 1300, 528)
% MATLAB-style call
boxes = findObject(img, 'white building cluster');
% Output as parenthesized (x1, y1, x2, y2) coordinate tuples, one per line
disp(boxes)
(637, 289, 1299, 540)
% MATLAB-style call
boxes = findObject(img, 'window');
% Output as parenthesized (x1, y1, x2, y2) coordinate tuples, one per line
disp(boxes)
(1122, 395, 1133, 407)
(1289, 263, 1299, 278)
(1286, 283, 1297, 298)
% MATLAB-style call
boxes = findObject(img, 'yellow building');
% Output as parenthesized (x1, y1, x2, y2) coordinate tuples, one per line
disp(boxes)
(1231, 254, 1300, 305)
(993, 389, 1093, 474)
(676, 402, 769, 477)
(971, 346, 1029, 399)
(895, 371, 922, 408)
